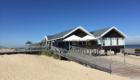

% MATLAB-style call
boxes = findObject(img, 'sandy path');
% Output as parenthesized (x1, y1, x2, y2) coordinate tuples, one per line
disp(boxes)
(0, 54, 139, 80)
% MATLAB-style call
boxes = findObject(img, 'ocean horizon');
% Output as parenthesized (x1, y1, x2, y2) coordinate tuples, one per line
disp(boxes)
(125, 45, 140, 48)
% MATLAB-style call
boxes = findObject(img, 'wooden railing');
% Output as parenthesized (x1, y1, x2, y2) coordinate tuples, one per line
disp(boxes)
(73, 44, 101, 49)
(51, 46, 112, 73)
(26, 46, 47, 51)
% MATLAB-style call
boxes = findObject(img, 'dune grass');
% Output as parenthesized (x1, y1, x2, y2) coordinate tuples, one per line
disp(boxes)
(39, 50, 59, 59)
(135, 48, 140, 51)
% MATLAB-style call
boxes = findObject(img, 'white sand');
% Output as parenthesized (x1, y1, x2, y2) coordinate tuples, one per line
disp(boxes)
(0, 54, 138, 80)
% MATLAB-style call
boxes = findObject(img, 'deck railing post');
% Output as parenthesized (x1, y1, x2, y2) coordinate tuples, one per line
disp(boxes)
(91, 49, 92, 55)
(83, 52, 84, 64)
(93, 49, 95, 56)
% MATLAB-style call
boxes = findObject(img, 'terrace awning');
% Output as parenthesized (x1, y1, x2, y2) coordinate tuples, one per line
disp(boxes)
(63, 35, 97, 41)
(64, 35, 82, 41)
(81, 35, 97, 41)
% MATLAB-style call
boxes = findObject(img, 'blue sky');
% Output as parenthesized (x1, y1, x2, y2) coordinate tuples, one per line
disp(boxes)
(0, 0, 140, 47)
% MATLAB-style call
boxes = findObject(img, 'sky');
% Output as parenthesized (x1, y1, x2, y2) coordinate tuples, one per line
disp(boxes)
(0, 0, 140, 47)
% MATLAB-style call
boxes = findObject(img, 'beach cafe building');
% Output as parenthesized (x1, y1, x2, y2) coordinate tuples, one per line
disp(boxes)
(37, 26, 127, 54)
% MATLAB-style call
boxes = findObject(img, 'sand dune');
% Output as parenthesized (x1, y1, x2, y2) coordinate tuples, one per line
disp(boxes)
(0, 54, 139, 80)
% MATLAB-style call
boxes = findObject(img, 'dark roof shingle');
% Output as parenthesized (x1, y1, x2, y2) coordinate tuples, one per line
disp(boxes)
(26, 41, 32, 44)
(90, 27, 112, 37)
(46, 27, 77, 40)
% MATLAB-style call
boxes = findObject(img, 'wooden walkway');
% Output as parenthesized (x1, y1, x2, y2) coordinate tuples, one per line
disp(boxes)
(0, 50, 42, 54)
(51, 46, 112, 73)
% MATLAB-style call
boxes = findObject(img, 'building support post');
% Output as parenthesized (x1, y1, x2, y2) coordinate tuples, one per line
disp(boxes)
(105, 49, 107, 55)
(86, 41, 87, 47)
(114, 49, 117, 55)
(69, 41, 70, 50)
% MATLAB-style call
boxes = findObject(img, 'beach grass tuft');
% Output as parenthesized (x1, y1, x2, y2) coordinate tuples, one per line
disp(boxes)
(40, 50, 59, 59)
(52, 53, 59, 59)
(135, 48, 140, 51)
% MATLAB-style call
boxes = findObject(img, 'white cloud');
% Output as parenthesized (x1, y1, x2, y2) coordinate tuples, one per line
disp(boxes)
(125, 35, 140, 45)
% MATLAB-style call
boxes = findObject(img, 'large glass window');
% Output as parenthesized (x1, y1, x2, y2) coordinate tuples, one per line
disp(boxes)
(117, 38, 118, 45)
(110, 38, 112, 45)
(102, 38, 105, 46)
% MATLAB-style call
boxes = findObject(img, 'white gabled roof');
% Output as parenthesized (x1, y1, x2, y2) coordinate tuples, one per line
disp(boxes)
(101, 26, 127, 38)
(90, 26, 127, 38)
(63, 26, 94, 38)
(45, 26, 95, 41)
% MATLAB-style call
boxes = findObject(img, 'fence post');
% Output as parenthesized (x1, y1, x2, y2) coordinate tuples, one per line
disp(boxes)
(83, 52, 84, 64)
(94, 57, 96, 67)
(98, 49, 100, 57)
(124, 53, 125, 64)
(110, 62, 112, 74)
(110, 49, 112, 61)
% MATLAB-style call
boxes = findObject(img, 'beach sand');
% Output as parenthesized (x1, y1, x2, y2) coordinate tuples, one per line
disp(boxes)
(0, 54, 138, 80)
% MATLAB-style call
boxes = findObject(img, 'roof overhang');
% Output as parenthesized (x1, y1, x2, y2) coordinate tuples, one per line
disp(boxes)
(45, 36, 48, 41)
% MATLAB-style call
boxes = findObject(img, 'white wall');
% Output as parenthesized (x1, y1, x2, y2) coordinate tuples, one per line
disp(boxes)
(97, 38, 102, 44)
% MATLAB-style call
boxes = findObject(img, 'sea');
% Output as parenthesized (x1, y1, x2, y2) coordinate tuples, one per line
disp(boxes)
(125, 45, 140, 48)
